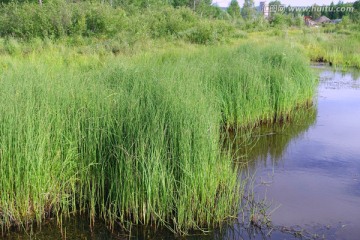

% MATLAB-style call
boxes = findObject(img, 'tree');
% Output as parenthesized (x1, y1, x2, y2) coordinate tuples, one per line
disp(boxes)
(171, 0, 189, 7)
(354, 0, 360, 11)
(186, 0, 211, 11)
(351, 0, 360, 22)
(241, 0, 256, 20)
(227, 0, 241, 18)
(328, 2, 336, 19)
(269, 0, 282, 17)
(310, 4, 321, 20)
(285, 4, 300, 17)
(115, 0, 171, 9)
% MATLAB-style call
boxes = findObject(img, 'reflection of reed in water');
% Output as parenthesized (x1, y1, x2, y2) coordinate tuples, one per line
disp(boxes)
(222, 106, 317, 169)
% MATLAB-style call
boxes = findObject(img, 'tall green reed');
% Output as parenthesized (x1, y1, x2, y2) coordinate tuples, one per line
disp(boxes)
(0, 42, 315, 235)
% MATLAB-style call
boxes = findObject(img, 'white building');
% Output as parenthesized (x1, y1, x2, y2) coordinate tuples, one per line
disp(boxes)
(259, 1, 269, 18)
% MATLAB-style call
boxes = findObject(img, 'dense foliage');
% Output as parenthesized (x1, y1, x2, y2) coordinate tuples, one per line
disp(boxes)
(0, 0, 357, 237)
(0, 0, 359, 41)
(0, 1, 234, 44)
(0, 42, 316, 234)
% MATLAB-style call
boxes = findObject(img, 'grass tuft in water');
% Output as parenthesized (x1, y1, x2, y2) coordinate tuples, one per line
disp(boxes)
(0, 42, 316, 235)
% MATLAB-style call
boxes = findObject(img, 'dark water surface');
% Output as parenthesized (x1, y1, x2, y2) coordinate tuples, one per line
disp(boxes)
(248, 67, 360, 240)
(5, 67, 360, 239)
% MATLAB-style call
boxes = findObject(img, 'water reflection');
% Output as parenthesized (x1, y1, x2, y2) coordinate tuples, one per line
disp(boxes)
(224, 106, 317, 170)
(2, 216, 124, 240)
(246, 68, 360, 240)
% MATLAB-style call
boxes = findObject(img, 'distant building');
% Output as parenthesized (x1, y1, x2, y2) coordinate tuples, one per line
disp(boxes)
(304, 16, 317, 26)
(304, 16, 332, 27)
(315, 16, 331, 24)
(331, 19, 342, 24)
(259, 1, 269, 18)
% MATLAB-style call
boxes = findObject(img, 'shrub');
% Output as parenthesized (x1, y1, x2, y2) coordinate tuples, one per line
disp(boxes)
(0, 1, 127, 39)
(145, 6, 197, 38)
(182, 20, 234, 44)
(3, 37, 21, 55)
(0, 2, 234, 44)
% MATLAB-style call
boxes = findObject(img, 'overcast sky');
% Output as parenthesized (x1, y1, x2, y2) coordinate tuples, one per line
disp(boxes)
(213, 0, 354, 7)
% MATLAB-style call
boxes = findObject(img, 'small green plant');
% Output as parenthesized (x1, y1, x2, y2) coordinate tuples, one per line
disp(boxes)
(3, 37, 21, 55)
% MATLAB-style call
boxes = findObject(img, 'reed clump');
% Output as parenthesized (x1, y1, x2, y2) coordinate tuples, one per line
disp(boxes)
(0, 42, 316, 235)
(300, 30, 360, 69)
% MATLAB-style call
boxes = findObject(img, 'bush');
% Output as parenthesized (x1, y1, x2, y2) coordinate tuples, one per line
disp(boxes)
(0, 1, 234, 44)
(0, 1, 127, 39)
(182, 20, 234, 44)
(3, 37, 21, 55)
(145, 7, 197, 39)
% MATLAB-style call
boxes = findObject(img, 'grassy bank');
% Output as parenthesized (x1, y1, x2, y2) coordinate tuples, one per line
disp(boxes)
(246, 25, 360, 69)
(0, 41, 316, 235)
(0, 0, 359, 70)
(300, 27, 360, 69)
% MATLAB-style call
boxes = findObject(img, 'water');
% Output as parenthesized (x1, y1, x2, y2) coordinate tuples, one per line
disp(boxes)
(5, 67, 360, 239)
(245, 67, 360, 239)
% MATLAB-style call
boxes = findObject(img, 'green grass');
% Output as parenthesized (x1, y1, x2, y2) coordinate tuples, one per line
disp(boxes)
(0, 41, 316, 235)
(300, 28, 360, 69)
(247, 26, 360, 69)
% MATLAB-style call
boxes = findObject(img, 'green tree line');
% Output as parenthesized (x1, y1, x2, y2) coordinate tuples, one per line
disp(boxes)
(0, 0, 237, 42)
(0, 0, 359, 41)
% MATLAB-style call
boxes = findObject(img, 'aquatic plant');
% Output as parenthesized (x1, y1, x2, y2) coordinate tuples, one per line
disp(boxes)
(0, 42, 315, 235)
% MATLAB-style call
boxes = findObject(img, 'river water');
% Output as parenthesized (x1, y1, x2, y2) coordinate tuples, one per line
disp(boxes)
(5, 67, 360, 239)
(240, 66, 360, 239)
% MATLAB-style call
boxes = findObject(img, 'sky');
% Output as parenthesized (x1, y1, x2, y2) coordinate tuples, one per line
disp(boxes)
(212, 0, 354, 7)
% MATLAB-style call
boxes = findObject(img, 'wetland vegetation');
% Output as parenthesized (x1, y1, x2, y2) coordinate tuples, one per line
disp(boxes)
(0, 41, 316, 236)
(0, 0, 359, 238)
